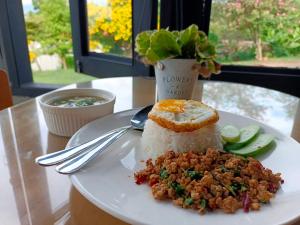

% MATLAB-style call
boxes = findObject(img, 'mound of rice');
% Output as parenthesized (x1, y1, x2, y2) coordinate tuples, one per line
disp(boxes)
(142, 119, 223, 159)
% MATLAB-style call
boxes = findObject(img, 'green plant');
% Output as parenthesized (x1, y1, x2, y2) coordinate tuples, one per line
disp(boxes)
(135, 24, 221, 77)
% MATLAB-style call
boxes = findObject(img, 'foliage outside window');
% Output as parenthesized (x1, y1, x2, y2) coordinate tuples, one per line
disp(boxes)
(210, 0, 300, 68)
(23, 0, 96, 85)
(25, 0, 72, 69)
(87, 0, 132, 57)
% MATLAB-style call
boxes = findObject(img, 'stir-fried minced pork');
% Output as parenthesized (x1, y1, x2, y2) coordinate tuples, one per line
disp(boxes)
(134, 148, 283, 214)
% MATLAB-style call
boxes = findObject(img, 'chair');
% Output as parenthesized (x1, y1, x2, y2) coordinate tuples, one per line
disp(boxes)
(0, 69, 13, 110)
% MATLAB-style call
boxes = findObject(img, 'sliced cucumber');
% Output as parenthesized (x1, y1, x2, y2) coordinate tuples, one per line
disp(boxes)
(221, 125, 240, 142)
(228, 134, 274, 157)
(221, 138, 227, 145)
(224, 125, 260, 151)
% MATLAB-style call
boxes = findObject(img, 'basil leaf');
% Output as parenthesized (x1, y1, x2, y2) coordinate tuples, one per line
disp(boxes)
(159, 168, 169, 179)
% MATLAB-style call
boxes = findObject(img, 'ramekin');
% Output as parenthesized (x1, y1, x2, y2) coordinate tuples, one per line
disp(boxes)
(38, 88, 116, 137)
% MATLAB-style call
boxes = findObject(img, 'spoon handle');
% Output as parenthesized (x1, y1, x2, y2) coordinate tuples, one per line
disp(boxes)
(56, 126, 131, 174)
(35, 127, 127, 166)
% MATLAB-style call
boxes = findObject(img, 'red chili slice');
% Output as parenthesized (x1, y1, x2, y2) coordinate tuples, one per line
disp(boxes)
(135, 174, 147, 185)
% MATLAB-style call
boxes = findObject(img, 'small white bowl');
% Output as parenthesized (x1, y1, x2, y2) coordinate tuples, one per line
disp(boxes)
(39, 88, 116, 137)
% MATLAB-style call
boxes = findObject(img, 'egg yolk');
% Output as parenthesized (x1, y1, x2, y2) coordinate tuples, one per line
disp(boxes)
(157, 99, 185, 113)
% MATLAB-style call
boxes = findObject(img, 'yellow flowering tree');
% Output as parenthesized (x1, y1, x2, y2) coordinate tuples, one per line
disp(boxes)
(27, 39, 42, 71)
(88, 0, 132, 56)
(29, 51, 37, 62)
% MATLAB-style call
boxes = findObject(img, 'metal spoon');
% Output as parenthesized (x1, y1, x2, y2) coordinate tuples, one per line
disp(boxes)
(35, 105, 151, 169)
(55, 105, 152, 174)
(35, 127, 127, 166)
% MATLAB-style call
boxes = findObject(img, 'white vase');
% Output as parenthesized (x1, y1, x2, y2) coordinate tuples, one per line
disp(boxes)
(155, 59, 199, 100)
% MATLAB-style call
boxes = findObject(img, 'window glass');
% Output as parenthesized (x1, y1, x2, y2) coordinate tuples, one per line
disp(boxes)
(22, 0, 96, 84)
(87, 0, 132, 57)
(209, 0, 300, 68)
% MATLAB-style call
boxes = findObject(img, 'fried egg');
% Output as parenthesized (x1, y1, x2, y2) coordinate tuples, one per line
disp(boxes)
(148, 99, 219, 132)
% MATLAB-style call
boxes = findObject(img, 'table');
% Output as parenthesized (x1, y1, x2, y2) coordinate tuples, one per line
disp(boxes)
(1, 77, 300, 225)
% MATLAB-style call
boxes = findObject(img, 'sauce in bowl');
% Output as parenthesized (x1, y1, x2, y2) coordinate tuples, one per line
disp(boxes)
(49, 96, 108, 108)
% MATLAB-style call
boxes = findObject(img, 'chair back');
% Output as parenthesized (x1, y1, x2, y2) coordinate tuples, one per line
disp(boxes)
(0, 69, 13, 110)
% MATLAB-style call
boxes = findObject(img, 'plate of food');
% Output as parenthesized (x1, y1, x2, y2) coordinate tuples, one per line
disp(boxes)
(68, 100, 300, 225)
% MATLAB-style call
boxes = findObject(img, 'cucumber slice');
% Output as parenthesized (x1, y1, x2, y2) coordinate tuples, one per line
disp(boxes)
(224, 125, 260, 151)
(221, 125, 240, 142)
(221, 138, 227, 145)
(228, 134, 274, 157)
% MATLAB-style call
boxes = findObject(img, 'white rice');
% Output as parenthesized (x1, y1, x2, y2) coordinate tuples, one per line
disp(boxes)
(142, 119, 223, 159)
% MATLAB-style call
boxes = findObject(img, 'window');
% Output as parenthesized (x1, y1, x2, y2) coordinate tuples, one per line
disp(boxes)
(0, 0, 96, 96)
(0, 0, 42, 96)
(70, 0, 300, 97)
(22, 0, 96, 86)
(207, 0, 300, 97)
(210, 0, 300, 69)
(1, 0, 299, 97)
(70, 0, 158, 78)
(87, 0, 132, 58)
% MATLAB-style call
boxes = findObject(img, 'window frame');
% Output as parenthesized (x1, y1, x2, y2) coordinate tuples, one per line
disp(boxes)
(0, 0, 61, 97)
(209, 66, 300, 97)
(69, 0, 157, 78)
(160, 0, 212, 33)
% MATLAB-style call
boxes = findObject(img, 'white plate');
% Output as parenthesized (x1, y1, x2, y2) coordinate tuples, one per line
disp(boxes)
(69, 109, 300, 225)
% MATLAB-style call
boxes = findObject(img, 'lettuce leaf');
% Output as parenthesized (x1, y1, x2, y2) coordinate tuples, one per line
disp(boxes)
(147, 29, 181, 63)
(135, 31, 152, 56)
(178, 24, 199, 58)
(196, 42, 216, 59)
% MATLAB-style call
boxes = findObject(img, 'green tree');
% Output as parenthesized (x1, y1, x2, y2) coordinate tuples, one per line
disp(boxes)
(26, 0, 72, 69)
(211, 0, 300, 61)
